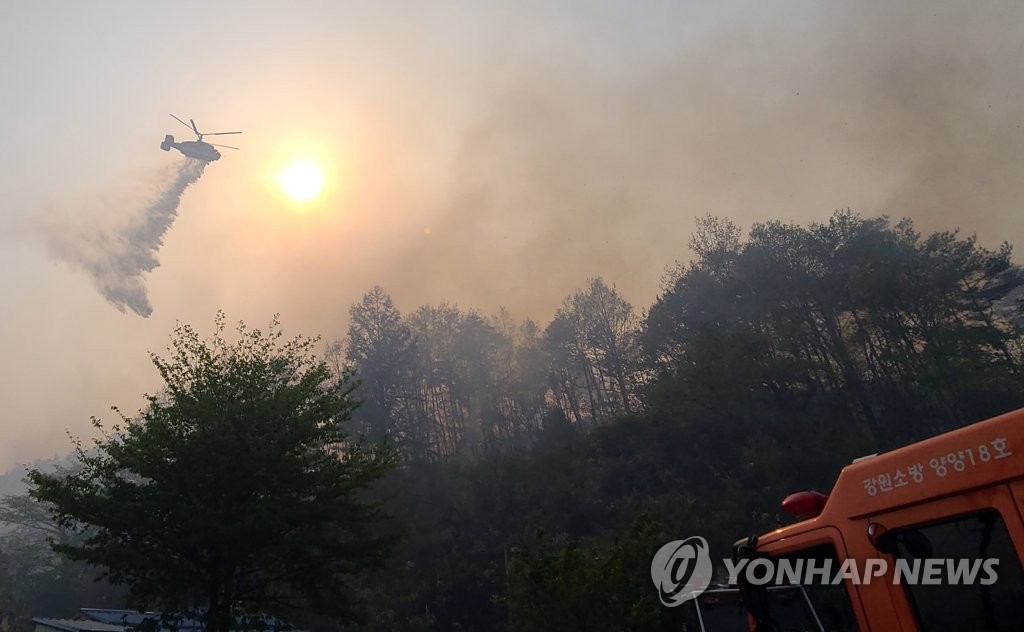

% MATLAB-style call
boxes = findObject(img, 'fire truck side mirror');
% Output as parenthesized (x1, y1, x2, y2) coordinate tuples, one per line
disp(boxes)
(868, 522, 933, 558)
(867, 522, 896, 553)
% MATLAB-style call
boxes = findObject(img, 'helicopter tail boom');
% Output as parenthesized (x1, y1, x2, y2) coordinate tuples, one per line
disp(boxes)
(160, 135, 174, 151)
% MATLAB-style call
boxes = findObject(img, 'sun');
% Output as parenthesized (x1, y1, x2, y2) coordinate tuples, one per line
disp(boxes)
(277, 160, 325, 204)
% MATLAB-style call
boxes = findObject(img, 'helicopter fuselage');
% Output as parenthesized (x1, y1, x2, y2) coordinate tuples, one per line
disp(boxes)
(160, 135, 221, 162)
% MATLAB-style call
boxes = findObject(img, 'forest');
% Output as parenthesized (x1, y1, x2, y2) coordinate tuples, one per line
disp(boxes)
(3, 211, 1024, 631)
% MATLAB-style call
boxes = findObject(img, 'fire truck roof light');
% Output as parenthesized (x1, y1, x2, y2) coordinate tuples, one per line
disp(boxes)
(781, 491, 829, 520)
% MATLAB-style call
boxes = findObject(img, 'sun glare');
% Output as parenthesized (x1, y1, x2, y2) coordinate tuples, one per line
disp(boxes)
(277, 161, 325, 204)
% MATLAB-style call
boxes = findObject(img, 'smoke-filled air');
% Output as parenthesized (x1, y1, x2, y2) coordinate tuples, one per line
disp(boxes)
(7, 2, 1024, 630)
(42, 159, 205, 317)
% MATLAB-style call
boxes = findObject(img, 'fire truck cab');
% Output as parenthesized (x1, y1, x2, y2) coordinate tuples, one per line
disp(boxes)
(730, 407, 1024, 631)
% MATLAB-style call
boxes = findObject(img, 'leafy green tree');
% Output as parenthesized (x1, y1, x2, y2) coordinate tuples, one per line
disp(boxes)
(546, 278, 639, 426)
(344, 286, 419, 451)
(486, 310, 549, 450)
(406, 303, 471, 460)
(645, 211, 1024, 447)
(28, 315, 399, 632)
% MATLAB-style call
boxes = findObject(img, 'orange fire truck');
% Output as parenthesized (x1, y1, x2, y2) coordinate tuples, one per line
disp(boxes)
(715, 406, 1024, 631)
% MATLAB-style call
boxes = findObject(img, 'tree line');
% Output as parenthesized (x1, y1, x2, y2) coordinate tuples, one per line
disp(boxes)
(343, 211, 1024, 464)
(1, 211, 1023, 631)
(336, 276, 639, 463)
(349, 211, 1024, 630)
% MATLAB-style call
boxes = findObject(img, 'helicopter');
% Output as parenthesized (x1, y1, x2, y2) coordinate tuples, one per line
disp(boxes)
(160, 114, 241, 162)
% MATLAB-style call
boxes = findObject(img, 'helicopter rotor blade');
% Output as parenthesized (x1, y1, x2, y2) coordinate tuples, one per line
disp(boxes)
(209, 143, 239, 150)
(169, 114, 240, 140)
(169, 114, 194, 132)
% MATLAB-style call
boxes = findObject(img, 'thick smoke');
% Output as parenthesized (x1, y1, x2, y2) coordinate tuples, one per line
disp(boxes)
(368, 0, 1024, 317)
(47, 159, 206, 317)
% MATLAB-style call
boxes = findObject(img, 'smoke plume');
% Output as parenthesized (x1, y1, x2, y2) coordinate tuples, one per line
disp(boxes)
(47, 159, 206, 317)
(367, 0, 1024, 318)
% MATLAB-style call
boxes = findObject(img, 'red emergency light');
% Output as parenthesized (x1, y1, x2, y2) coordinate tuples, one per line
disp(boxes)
(781, 491, 829, 520)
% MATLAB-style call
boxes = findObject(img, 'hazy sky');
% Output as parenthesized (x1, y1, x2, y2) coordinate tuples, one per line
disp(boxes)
(2, 1, 1023, 469)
